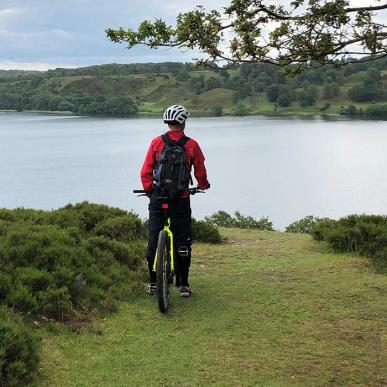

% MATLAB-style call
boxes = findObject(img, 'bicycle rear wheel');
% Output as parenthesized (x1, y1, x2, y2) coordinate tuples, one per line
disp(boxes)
(156, 230, 171, 313)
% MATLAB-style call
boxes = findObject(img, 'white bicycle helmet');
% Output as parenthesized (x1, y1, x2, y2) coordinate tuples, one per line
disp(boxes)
(163, 105, 190, 125)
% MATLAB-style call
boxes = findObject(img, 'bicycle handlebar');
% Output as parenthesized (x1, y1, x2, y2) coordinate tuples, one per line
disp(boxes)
(188, 188, 205, 195)
(132, 188, 206, 196)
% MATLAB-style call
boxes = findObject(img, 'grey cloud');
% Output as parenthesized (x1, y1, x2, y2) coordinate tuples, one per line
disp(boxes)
(0, 0, 231, 68)
(1, 0, 383, 69)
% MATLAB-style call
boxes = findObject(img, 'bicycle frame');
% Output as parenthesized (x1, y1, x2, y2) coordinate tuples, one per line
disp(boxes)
(133, 188, 204, 276)
(153, 209, 175, 273)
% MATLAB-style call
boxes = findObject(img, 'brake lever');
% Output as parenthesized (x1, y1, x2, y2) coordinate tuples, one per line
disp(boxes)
(190, 189, 204, 195)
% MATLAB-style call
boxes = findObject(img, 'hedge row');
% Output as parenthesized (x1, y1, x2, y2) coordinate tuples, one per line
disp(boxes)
(0, 202, 147, 320)
(311, 214, 387, 271)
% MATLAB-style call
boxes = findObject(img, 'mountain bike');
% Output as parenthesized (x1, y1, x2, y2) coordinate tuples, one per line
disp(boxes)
(134, 188, 204, 313)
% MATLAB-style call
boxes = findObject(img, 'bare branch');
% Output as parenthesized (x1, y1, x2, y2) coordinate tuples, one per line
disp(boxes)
(246, 5, 298, 21)
(345, 3, 387, 13)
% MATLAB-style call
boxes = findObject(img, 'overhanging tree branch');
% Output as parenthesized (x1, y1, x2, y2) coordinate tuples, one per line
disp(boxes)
(345, 3, 387, 13)
(106, 0, 387, 71)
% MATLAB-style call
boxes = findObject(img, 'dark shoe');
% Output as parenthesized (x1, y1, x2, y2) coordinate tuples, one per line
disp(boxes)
(146, 283, 157, 295)
(180, 286, 192, 297)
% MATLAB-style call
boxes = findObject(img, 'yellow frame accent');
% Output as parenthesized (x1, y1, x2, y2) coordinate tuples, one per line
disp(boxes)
(153, 217, 174, 272)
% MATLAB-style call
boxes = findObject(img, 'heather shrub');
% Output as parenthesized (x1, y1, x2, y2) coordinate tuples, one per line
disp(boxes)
(192, 219, 222, 244)
(311, 214, 387, 271)
(205, 210, 274, 231)
(94, 214, 146, 242)
(0, 203, 147, 387)
(0, 203, 146, 320)
(285, 215, 331, 234)
(0, 308, 40, 386)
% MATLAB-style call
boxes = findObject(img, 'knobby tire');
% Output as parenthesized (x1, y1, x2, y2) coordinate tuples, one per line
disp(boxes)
(156, 230, 170, 313)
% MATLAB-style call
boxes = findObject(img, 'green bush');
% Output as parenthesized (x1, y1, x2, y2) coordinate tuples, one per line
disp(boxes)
(373, 248, 387, 273)
(209, 105, 223, 116)
(192, 219, 222, 244)
(94, 214, 146, 242)
(340, 104, 359, 116)
(39, 287, 73, 320)
(205, 210, 274, 231)
(365, 104, 387, 117)
(86, 236, 144, 268)
(310, 218, 335, 241)
(0, 308, 40, 386)
(0, 273, 12, 301)
(348, 83, 381, 102)
(232, 103, 249, 115)
(205, 210, 234, 227)
(285, 215, 331, 234)
(0, 202, 146, 320)
(54, 202, 128, 232)
(311, 214, 387, 271)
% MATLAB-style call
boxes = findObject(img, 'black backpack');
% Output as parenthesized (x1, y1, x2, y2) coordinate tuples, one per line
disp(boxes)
(153, 134, 191, 199)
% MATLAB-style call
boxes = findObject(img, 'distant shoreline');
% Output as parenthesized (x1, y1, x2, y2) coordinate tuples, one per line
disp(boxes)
(0, 108, 348, 119)
(1, 61, 387, 122)
(1, 109, 386, 122)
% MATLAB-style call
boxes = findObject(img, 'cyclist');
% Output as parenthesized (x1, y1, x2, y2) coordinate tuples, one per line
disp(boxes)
(140, 105, 210, 297)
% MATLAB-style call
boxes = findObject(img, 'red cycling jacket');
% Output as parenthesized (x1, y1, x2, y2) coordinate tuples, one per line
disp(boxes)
(141, 129, 209, 197)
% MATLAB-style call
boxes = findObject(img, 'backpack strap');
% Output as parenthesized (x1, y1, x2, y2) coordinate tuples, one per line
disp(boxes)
(162, 133, 190, 147)
(161, 134, 175, 146)
(177, 136, 193, 185)
(177, 135, 190, 147)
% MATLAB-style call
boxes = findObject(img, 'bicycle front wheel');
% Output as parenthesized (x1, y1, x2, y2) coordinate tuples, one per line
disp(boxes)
(156, 230, 171, 313)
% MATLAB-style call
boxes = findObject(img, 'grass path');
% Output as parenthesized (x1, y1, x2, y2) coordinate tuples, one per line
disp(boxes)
(41, 229, 387, 386)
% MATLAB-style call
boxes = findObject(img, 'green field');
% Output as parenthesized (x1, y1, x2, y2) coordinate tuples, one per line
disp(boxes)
(40, 228, 387, 386)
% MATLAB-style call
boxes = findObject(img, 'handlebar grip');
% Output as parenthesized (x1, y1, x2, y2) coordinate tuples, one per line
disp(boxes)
(189, 188, 205, 195)
(133, 190, 147, 193)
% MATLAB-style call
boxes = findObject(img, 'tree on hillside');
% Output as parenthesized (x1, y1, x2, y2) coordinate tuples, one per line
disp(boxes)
(365, 67, 381, 82)
(209, 105, 223, 116)
(277, 86, 292, 107)
(58, 100, 74, 112)
(107, 0, 387, 71)
(299, 86, 318, 106)
(323, 82, 340, 99)
(266, 85, 279, 102)
(348, 66, 383, 102)
(348, 83, 382, 102)
(189, 75, 205, 94)
(232, 102, 249, 115)
(176, 68, 190, 81)
(205, 76, 222, 91)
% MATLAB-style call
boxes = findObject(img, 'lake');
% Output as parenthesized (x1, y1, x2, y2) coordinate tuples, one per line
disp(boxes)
(1, 112, 386, 229)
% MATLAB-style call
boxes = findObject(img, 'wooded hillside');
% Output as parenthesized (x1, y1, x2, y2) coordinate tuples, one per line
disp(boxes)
(1, 59, 387, 117)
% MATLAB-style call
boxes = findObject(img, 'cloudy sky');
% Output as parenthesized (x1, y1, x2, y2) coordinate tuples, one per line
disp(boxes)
(0, 0, 230, 70)
(0, 0, 384, 70)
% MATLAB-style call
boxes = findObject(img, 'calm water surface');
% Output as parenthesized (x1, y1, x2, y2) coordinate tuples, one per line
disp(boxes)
(1, 112, 386, 229)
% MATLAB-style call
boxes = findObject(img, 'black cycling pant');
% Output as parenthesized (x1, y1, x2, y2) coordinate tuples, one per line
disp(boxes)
(145, 195, 192, 287)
